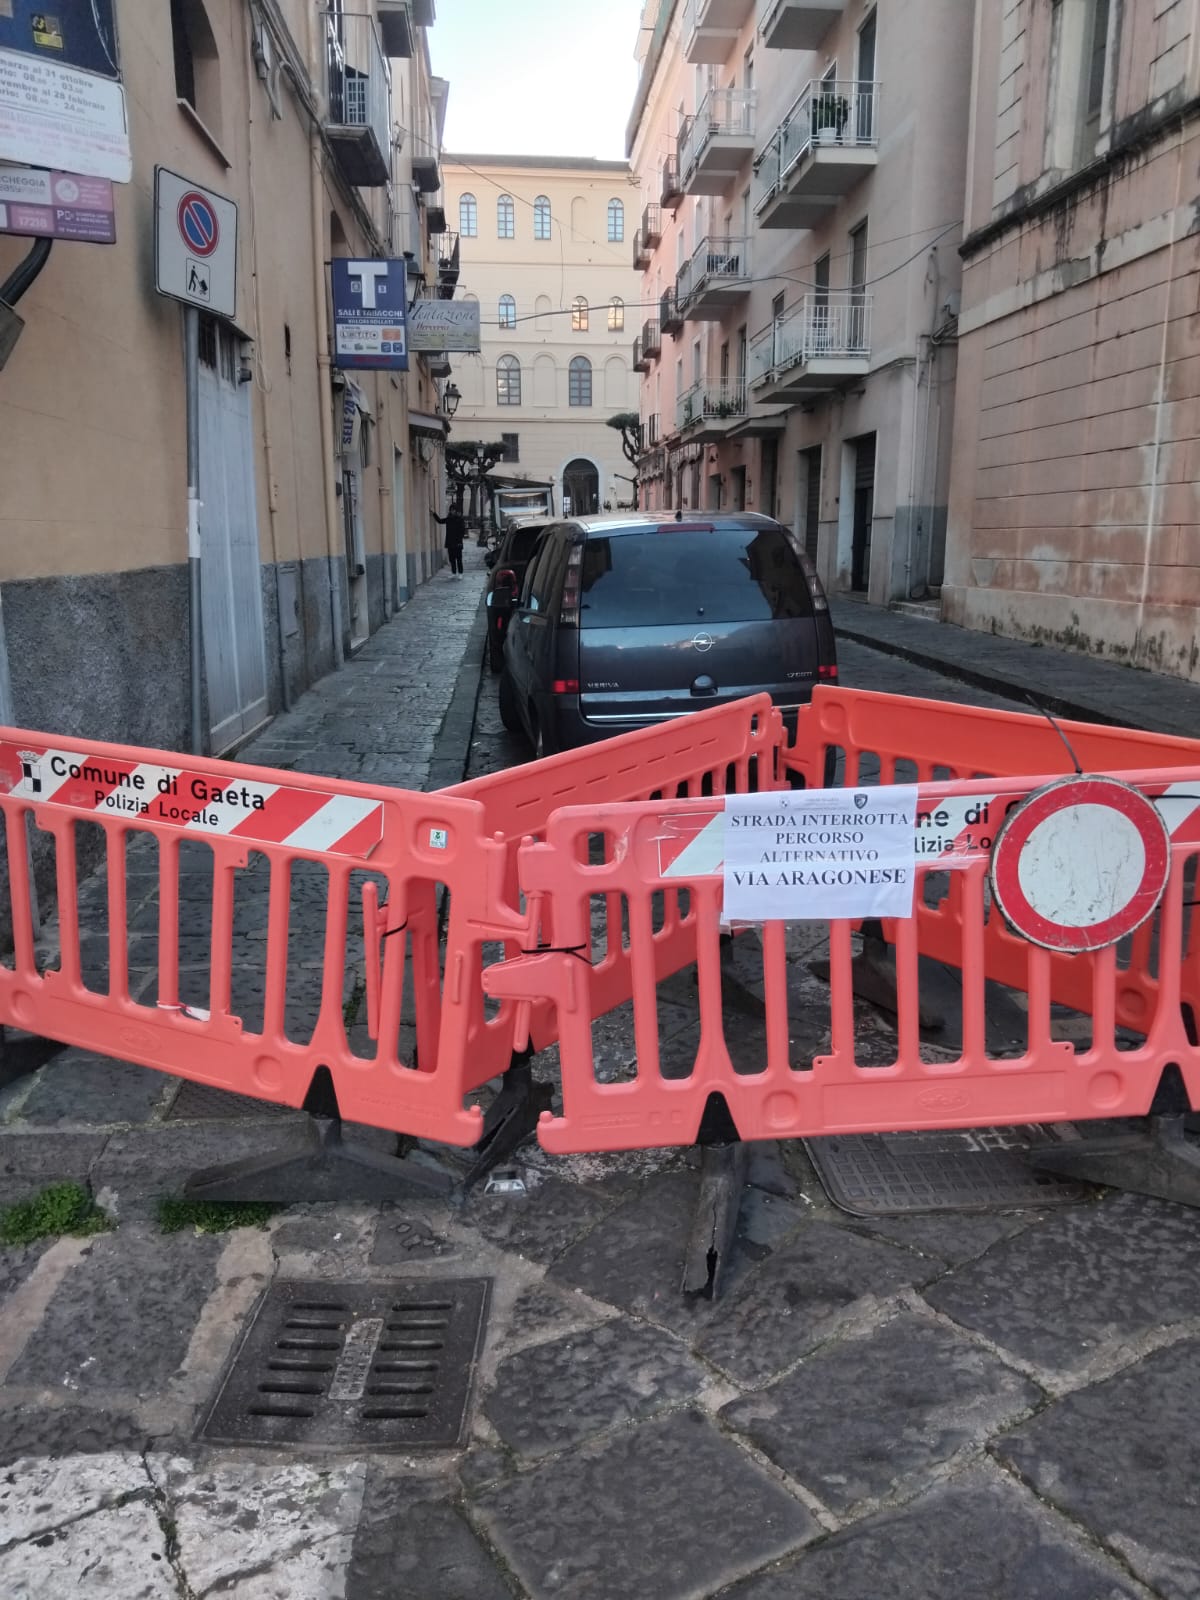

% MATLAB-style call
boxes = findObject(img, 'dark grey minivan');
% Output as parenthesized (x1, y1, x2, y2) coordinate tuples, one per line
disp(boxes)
(498, 512, 837, 756)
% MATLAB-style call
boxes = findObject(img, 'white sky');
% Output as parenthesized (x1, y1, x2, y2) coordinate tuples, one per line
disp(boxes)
(430, 0, 646, 160)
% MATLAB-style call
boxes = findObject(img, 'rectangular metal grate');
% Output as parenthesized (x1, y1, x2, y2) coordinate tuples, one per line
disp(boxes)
(164, 1080, 296, 1121)
(198, 1278, 491, 1449)
(805, 1125, 1094, 1216)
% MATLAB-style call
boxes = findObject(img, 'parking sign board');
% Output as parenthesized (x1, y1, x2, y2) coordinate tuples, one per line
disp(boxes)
(154, 167, 237, 318)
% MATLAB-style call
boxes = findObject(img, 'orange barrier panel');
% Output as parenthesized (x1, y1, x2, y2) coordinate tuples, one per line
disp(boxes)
(0, 728, 522, 1146)
(440, 695, 785, 1086)
(485, 760, 1200, 1153)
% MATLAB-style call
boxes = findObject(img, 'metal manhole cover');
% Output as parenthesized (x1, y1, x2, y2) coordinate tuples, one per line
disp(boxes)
(198, 1278, 491, 1449)
(805, 1125, 1093, 1216)
(165, 1079, 296, 1121)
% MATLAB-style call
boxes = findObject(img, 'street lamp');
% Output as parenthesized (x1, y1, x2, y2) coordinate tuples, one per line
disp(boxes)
(442, 381, 461, 419)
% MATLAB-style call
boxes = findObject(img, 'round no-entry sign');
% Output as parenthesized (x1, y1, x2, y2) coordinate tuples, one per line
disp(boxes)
(990, 775, 1170, 952)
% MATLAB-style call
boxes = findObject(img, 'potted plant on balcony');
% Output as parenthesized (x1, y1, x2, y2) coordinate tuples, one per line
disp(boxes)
(811, 90, 849, 145)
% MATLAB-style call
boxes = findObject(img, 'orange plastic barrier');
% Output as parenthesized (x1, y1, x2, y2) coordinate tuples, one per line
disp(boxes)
(483, 687, 1200, 1153)
(0, 729, 510, 1146)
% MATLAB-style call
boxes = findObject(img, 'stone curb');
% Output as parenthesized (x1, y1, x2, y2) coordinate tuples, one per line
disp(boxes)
(426, 594, 488, 791)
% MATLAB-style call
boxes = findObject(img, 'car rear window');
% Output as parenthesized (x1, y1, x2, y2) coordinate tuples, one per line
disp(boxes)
(579, 527, 815, 627)
(507, 527, 544, 565)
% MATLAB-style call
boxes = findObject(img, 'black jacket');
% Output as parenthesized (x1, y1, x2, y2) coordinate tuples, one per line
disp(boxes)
(433, 509, 466, 547)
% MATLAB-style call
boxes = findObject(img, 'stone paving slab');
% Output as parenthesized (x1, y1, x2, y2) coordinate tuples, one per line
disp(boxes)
(694, 1221, 938, 1386)
(474, 1410, 819, 1600)
(720, 1309, 1042, 1515)
(0, 1497, 178, 1600)
(16, 1050, 173, 1127)
(348, 1471, 515, 1600)
(484, 1317, 706, 1458)
(7, 1226, 224, 1396)
(721, 1466, 1144, 1600)
(923, 1194, 1200, 1378)
(995, 1335, 1200, 1600)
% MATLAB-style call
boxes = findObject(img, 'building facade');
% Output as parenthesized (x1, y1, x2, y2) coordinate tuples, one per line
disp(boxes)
(628, 0, 973, 606)
(0, 0, 456, 762)
(441, 156, 641, 516)
(943, 0, 1200, 682)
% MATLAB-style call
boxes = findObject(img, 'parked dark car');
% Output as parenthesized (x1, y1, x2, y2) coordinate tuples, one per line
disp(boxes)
(498, 512, 837, 756)
(485, 517, 555, 671)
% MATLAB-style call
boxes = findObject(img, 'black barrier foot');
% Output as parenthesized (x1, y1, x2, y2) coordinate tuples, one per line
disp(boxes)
(682, 1141, 749, 1300)
(181, 1068, 455, 1204)
(1029, 1113, 1200, 1208)
(462, 1056, 554, 1191)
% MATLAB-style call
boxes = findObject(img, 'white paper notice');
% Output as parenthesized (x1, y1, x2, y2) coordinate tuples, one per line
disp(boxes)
(723, 785, 919, 922)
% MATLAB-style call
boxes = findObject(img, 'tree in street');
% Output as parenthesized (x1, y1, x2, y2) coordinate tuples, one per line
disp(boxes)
(606, 412, 642, 510)
(445, 440, 507, 534)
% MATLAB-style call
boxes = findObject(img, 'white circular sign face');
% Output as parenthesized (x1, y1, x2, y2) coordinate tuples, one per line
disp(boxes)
(990, 775, 1171, 953)
(1016, 803, 1147, 929)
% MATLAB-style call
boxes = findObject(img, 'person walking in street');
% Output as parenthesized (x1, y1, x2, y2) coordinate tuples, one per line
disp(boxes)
(433, 501, 467, 576)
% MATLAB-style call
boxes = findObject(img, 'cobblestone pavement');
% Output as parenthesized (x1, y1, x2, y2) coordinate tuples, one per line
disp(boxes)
(1, 569, 1197, 1599)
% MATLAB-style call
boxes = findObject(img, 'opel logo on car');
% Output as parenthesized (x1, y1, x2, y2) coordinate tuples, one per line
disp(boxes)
(691, 632, 714, 653)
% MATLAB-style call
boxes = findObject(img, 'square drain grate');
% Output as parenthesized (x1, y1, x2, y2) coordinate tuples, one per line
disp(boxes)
(165, 1079, 296, 1121)
(805, 1125, 1094, 1216)
(199, 1278, 491, 1450)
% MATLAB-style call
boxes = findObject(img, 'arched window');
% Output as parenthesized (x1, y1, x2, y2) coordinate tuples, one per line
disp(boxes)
(498, 294, 517, 329)
(497, 194, 515, 238)
(571, 296, 589, 333)
(569, 355, 592, 407)
(607, 198, 624, 243)
(497, 354, 521, 406)
(608, 296, 625, 333)
(534, 195, 552, 240)
(459, 192, 477, 237)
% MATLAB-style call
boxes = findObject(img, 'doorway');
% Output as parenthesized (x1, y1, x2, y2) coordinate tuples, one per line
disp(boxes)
(562, 457, 599, 515)
(851, 433, 876, 593)
(197, 316, 268, 752)
(729, 465, 746, 511)
(798, 445, 821, 561)
(760, 437, 778, 519)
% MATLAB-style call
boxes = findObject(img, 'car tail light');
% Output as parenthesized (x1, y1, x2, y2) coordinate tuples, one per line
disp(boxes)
(558, 543, 585, 626)
(818, 664, 838, 681)
(552, 678, 580, 695)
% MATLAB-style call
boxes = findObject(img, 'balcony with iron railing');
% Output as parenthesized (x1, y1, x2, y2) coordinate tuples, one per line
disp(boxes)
(679, 88, 756, 196)
(676, 235, 752, 320)
(323, 11, 392, 188)
(642, 202, 662, 248)
(633, 228, 651, 272)
(676, 376, 748, 439)
(759, 0, 844, 50)
(684, 0, 755, 63)
(430, 232, 460, 298)
(660, 153, 683, 210)
(754, 79, 880, 228)
(749, 290, 871, 401)
(641, 318, 662, 358)
(660, 287, 684, 337)
(633, 336, 649, 373)
(410, 130, 441, 194)
(645, 412, 661, 447)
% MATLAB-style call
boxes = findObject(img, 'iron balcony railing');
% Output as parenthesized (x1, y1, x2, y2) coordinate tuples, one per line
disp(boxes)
(642, 201, 662, 245)
(661, 153, 682, 205)
(633, 228, 651, 271)
(679, 88, 756, 183)
(749, 290, 872, 382)
(675, 235, 752, 310)
(431, 232, 460, 297)
(755, 78, 880, 212)
(677, 377, 747, 432)
(660, 287, 683, 335)
(323, 11, 391, 177)
(645, 412, 661, 446)
(642, 318, 662, 356)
